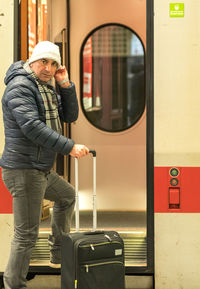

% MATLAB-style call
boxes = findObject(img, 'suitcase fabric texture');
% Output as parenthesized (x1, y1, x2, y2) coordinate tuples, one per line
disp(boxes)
(61, 151, 125, 289)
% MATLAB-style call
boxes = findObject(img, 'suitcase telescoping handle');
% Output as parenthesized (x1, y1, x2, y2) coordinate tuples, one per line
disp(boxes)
(75, 150, 97, 232)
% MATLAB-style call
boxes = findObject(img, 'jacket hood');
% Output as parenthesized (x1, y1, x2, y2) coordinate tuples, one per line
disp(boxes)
(4, 61, 28, 85)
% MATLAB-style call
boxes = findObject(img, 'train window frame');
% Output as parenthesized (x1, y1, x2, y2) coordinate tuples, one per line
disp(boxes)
(80, 23, 146, 133)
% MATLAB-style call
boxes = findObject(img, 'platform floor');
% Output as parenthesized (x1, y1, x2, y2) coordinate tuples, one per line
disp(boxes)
(26, 274, 153, 289)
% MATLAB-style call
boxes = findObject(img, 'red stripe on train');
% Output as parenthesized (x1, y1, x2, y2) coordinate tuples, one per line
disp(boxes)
(154, 167, 200, 213)
(0, 168, 13, 213)
(1, 166, 200, 214)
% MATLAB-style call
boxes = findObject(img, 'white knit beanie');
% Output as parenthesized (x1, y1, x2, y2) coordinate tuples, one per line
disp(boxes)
(29, 41, 61, 67)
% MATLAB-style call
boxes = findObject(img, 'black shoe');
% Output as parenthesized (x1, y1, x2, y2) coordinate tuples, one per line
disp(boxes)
(48, 261, 61, 269)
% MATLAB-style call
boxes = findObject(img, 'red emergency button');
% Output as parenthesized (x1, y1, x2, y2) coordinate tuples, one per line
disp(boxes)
(169, 188, 180, 209)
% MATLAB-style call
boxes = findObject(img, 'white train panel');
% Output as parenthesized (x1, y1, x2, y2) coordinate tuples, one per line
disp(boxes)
(154, 0, 200, 167)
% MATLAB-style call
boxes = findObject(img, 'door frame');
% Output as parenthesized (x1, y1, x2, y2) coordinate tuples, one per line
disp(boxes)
(145, 0, 154, 276)
(124, 0, 154, 276)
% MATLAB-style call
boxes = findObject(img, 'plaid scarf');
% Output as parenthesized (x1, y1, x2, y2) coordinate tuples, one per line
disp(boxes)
(23, 61, 62, 134)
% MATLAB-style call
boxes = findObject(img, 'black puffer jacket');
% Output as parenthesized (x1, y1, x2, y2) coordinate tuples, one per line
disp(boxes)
(0, 61, 78, 170)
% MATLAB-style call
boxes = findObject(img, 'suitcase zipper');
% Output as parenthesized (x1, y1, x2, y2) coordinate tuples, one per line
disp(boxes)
(79, 240, 122, 249)
(74, 236, 123, 288)
(84, 260, 124, 273)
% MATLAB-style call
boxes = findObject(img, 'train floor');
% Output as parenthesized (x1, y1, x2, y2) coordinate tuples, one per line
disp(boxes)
(40, 210, 147, 230)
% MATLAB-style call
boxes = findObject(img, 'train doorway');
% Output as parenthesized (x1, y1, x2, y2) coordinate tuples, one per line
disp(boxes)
(25, 0, 154, 278)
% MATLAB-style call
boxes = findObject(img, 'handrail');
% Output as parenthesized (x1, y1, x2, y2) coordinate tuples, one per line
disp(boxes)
(61, 28, 68, 179)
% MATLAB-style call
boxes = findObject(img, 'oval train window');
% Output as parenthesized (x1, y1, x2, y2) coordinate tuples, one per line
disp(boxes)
(81, 24, 145, 132)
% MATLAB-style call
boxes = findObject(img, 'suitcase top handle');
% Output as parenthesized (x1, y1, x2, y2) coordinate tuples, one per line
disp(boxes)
(84, 230, 104, 236)
(89, 150, 96, 157)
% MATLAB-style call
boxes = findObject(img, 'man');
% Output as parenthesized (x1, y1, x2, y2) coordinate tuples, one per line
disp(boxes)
(0, 41, 89, 289)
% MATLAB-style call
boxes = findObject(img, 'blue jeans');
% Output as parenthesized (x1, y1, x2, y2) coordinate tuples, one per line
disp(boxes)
(2, 168, 75, 289)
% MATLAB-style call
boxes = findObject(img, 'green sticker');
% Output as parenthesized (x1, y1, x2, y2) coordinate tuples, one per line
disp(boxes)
(170, 3, 184, 17)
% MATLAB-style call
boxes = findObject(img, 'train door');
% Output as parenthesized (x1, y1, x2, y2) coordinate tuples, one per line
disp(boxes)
(68, 0, 154, 275)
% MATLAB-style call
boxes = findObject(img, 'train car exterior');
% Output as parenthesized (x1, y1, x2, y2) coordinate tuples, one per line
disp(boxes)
(0, 0, 16, 278)
(0, 0, 200, 289)
(154, 0, 200, 288)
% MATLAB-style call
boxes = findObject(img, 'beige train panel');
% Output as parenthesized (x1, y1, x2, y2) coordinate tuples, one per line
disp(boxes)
(69, 0, 146, 211)
(154, 0, 200, 167)
(155, 213, 200, 289)
(0, 0, 14, 154)
(154, 152, 200, 167)
(0, 214, 13, 272)
(0, 1, 15, 271)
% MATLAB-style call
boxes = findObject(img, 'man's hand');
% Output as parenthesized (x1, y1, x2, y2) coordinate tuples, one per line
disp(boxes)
(69, 144, 90, 159)
(55, 66, 71, 88)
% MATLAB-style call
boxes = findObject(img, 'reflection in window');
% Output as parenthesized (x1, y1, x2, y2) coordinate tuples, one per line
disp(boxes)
(81, 24, 145, 132)
(28, 0, 47, 58)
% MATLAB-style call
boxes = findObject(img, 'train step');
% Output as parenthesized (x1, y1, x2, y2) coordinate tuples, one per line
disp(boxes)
(30, 229, 147, 267)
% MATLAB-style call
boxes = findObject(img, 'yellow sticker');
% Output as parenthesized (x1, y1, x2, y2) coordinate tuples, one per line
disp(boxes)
(170, 3, 184, 18)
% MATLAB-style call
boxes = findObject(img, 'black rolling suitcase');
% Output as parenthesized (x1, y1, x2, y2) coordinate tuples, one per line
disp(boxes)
(61, 151, 125, 289)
